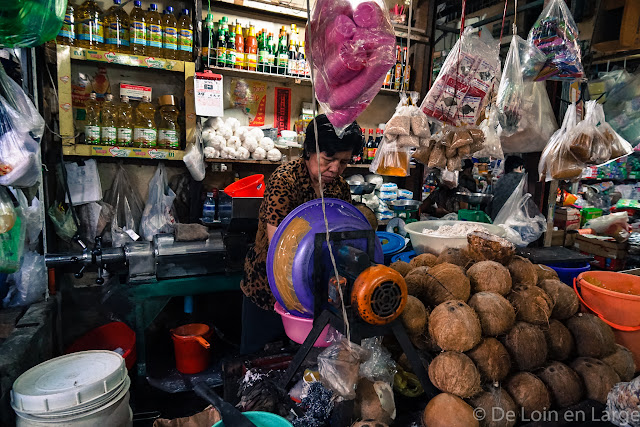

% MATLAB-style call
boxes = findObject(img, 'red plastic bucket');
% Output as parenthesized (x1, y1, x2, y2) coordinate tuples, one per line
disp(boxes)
(65, 322, 137, 370)
(224, 174, 265, 197)
(171, 323, 212, 374)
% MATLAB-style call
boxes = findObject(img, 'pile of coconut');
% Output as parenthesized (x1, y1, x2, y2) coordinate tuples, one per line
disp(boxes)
(201, 117, 282, 161)
(389, 231, 636, 427)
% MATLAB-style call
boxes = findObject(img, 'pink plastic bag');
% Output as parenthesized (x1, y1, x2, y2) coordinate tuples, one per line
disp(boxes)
(307, 0, 396, 133)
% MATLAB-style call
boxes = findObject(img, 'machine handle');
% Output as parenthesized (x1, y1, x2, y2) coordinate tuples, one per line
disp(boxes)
(195, 336, 211, 349)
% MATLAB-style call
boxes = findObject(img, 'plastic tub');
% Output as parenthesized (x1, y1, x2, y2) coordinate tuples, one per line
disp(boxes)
(171, 324, 212, 374)
(404, 220, 505, 255)
(547, 262, 591, 286)
(574, 271, 640, 367)
(65, 322, 136, 370)
(224, 175, 265, 198)
(274, 302, 333, 348)
(213, 411, 292, 427)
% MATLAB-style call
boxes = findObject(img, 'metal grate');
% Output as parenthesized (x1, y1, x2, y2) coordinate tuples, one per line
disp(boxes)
(370, 281, 404, 318)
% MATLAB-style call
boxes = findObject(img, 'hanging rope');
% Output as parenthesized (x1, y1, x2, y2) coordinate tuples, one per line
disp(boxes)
(499, 0, 509, 44)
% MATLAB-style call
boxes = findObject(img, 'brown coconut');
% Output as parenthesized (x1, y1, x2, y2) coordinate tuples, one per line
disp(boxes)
(467, 231, 515, 265)
(570, 357, 621, 404)
(401, 296, 428, 336)
(436, 247, 474, 270)
(535, 264, 559, 284)
(601, 344, 637, 382)
(428, 351, 482, 398)
(507, 256, 538, 287)
(470, 385, 518, 427)
(423, 263, 471, 306)
(466, 338, 512, 382)
(501, 322, 548, 371)
(468, 292, 516, 336)
(390, 260, 412, 277)
(356, 378, 394, 425)
(537, 361, 583, 408)
(423, 393, 479, 427)
(404, 266, 429, 301)
(542, 319, 575, 361)
(467, 261, 513, 296)
(410, 253, 438, 269)
(409, 330, 440, 353)
(566, 313, 616, 358)
(507, 285, 554, 325)
(505, 372, 551, 418)
(429, 300, 482, 352)
(538, 279, 579, 320)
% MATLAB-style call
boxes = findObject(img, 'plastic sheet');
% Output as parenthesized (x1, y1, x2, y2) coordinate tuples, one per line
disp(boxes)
(2, 251, 46, 307)
(317, 339, 370, 400)
(104, 165, 144, 247)
(420, 28, 500, 127)
(308, 0, 396, 131)
(359, 337, 397, 385)
(140, 163, 176, 241)
(526, 0, 584, 81)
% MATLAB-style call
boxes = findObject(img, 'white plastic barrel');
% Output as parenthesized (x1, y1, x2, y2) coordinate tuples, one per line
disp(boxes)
(11, 350, 132, 427)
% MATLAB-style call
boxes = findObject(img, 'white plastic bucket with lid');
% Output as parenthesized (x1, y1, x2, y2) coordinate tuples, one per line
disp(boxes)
(11, 350, 132, 427)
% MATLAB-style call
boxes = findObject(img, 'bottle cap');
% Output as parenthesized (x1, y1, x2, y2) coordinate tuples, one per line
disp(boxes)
(121, 95, 129, 102)
(106, 94, 113, 101)
(142, 95, 151, 102)
(182, 8, 189, 14)
(150, 4, 157, 11)
(114, 0, 121, 4)
(89, 92, 97, 99)
(158, 95, 177, 106)
(134, 0, 141, 6)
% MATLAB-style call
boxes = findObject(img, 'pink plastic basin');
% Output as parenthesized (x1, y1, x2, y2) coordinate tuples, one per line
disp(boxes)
(274, 302, 333, 347)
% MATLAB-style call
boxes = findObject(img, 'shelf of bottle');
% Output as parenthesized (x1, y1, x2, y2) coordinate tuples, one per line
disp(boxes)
(204, 158, 414, 169)
(62, 144, 185, 160)
(64, 45, 192, 72)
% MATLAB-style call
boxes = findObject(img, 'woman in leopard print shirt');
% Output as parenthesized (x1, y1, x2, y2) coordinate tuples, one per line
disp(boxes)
(240, 114, 364, 353)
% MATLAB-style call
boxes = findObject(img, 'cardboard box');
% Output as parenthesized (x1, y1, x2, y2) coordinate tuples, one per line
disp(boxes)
(554, 207, 580, 230)
(574, 234, 628, 260)
(551, 230, 576, 247)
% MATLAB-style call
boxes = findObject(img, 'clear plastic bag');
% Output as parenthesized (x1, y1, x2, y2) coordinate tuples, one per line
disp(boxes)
(104, 165, 144, 247)
(526, 0, 584, 81)
(2, 251, 46, 308)
(184, 126, 206, 181)
(385, 92, 429, 147)
(47, 201, 77, 242)
(494, 174, 546, 247)
(420, 27, 500, 127)
(140, 163, 176, 241)
(475, 107, 504, 159)
(369, 138, 411, 177)
(0, 0, 66, 48)
(538, 103, 583, 181)
(359, 337, 397, 385)
(12, 188, 42, 251)
(592, 102, 633, 161)
(308, 0, 396, 131)
(78, 201, 114, 244)
(0, 65, 44, 139)
(0, 187, 25, 273)
(605, 375, 640, 427)
(317, 338, 370, 400)
(585, 211, 630, 242)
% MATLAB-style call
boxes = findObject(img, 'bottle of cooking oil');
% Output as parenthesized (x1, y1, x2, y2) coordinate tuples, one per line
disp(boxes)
(129, 0, 146, 55)
(100, 94, 117, 145)
(133, 95, 157, 147)
(85, 92, 101, 144)
(104, 0, 129, 53)
(57, 2, 76, 45)
(75, 0, 104, 49)
(177, 8, 193, 61)
(157, 95, 180, 149)
(162, 7, 178, 60)
(116, 95, 133, 146)
(145, 4, 162, 57)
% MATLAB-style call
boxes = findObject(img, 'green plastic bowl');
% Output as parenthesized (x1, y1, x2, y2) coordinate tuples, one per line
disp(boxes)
(212, 411, 292, 427)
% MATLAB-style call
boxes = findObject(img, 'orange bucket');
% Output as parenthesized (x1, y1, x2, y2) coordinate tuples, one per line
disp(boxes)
(224, 174, 265, 197)
(574, 271, 640, 368)
(171, 323, 212, 374)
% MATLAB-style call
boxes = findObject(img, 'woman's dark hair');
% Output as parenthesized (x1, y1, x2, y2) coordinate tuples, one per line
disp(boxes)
(303, 114, 363, 159)
(504, 155, 525, 173)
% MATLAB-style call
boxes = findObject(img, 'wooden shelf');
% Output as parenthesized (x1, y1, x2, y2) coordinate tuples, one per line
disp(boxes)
(65, 45, 191, 72)
(393, 24, 430, 43)
(63, 144, 185, 160)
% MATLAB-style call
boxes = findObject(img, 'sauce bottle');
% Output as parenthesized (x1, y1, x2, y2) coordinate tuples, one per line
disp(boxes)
(100, 94, 117, 145)
(234, 22, 244, 69)
(202, 13, 214, 66)
(75, 0, 104, 49)
(245, 25, 258, 71)
(145, 4, 162, 57)
(116, 95, 133, 146)
(57, 2, 76, 46)
(104, 0, 129, 53)
(162, 7, 178, 59)
(226, 30, 236, 68)
(84, 92, 101, 144)
(157, 95, 180, 149)
(129, 0, 146, 55)
(133, 95, 157, 148)
(177, 8, 193, 61)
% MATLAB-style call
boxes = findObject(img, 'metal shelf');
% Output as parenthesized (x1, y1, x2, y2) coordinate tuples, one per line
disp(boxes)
(63, 144, 185, 160)
(66, 45, 191, 72)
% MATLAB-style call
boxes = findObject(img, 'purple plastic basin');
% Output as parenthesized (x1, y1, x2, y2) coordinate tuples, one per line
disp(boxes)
(267, 198, 383, 317)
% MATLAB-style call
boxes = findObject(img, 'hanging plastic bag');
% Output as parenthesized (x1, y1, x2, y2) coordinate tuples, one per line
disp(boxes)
(0, 65, 45, 139)
(183, 126, 206, 181)
(475, 107, 503, 159)
(47, 201, 77, 242)
(538, 103, 583, 181)
(12, 188, 43, 251)
(77, 201, 114, 244)
(420, 27, 500, 127)
(317, 338, 370, 400)
(140, 163, 176, 241)
(0, 187, 25, 273)
(308, 0, 396, 131)
(104, 165, 144, 247)
(2, 251, 47, 307)
(369, 138, 411, 177)
(592, 102, 633, 161)
(0, 0, 66, 48)
(494, 174, 546, 247)
(526, 0, 584, 81)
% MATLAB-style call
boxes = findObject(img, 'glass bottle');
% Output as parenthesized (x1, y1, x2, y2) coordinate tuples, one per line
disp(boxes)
(234, 22, 244, 69)
(116, 95, 133, 146)
(258, 30, 268, 73)
(215, 20, 226, 68)
(75, 0, 104, 49)
(57, 2, 76, 46)
(177, 8, 193, 61)
(129, 0, 146, 55)
(85, 92, 101, 144)
(287, 39, 297, 76)
(393, 45, 403, 91)
(100, 94, 117, 145)
(133, 95, 157, 148)
(267, 33, 276, 74)
(402, 46, 410, 91)
(226, 30, 236, 69)
(203, 192, 216, 222)
(245, 25, 257, 71)
(157, 95, 180, 149)
(105, 0, 129, 53)
(145, 4, 162, 57)
(297, 40, 306, 78)
(202, 13, 214, 66)
(277, 27, 288, 75)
